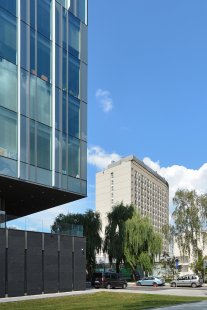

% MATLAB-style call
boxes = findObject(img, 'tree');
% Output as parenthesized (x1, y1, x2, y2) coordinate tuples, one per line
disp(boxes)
(172, 189, 207, 260)
(51, 210, 102, 280)
(103, 202, 134, 273)
(124, 211, 162, 279)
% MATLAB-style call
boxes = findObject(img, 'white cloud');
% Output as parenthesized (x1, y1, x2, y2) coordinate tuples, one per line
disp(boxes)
(87, 146, 121, 170)
(143, 157, 207, 215)
(95, 88, 113, 112)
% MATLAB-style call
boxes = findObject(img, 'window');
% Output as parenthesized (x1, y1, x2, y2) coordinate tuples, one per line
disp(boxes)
(20, 116, 29, 163)
(30, 74, 37, 119)
(62, 8, 67, 50)
(55, 2, 61, 46)
(68, 13, 80, 58)
(20, 22, 29, 71)
(68, 96, 80, 138)
(37, 0, 51, 39)
(68, 136, 80, 177)
(37, 123, 51, 170)
(37, 78, 51, 126)
(37, 33, 51, 82)
(68, 56, 80, 98)
(20, 0, 29, 24)
(30, 120, 35, 166)
(0, 1, 16, 16)
(0, 58, 17, 112)
(30, 28, 36, 74)
(0, 9, 17, 64)
(0, 107, 17, 160)
(20, 69, 29, 116)
(62, 91, 67, 133)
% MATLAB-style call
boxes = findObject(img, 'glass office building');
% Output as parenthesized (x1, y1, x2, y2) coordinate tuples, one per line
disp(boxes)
(0, 0, 88, 219)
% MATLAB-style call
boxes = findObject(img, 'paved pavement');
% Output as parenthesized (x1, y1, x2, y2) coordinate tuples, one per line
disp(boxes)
(154, 301, 207, 310)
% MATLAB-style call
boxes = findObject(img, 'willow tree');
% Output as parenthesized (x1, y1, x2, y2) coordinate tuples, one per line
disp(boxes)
(124, 212, 162, 278)
(103, 202, 134, 272)
(172, 189, 207, 260)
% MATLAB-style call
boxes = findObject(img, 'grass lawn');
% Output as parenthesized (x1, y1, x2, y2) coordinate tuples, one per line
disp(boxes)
(0, 292, 207, 310)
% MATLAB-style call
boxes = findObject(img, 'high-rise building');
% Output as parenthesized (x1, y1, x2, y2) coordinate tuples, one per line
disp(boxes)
(0, 0, 88, 220)
(96, 155, 169, 239)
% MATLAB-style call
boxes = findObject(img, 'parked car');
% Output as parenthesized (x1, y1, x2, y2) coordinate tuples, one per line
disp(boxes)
(170, 274, 203, 288)
(91, 272, 127, 289)
(137, 276, 165, 287)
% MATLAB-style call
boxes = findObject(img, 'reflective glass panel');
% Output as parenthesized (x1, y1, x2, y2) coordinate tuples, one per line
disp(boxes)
(55, 44, 61, 88)
(30, 0, 36, 29)
(37, 123, 51, 170)
(68, 13, 80, 58)
(20, 0, 29, 24)
(0, 9, 17, 64)
(37, 33, 51, 82)
(68, 136, 80, 177)
(37, 0, 51, 39)
(62, 49, 67, 91)
(0, 0, 16, 17)
(30, 75, 36, 119)
(0, 156, 17, 178)
(62, 91, 67, 133)
(62, 132, 67, 174)
(20, 116, 29, 163)
(30, 120, 35, 166)
(20, 69, 29, 117)
(0, 107, 17, 160)
(55, 130, 60, 172)
(37, 78, 51, 126)
(62, 8, 67, 50)
(55, 1, 61, 46)
(21, 21, 29, 71)
(68, 96, 80, 138)
(30, 28, 36, 74)
(55, 87, 60, 130)
(68, 56, 79, 98)
(0, 58, 17, 112)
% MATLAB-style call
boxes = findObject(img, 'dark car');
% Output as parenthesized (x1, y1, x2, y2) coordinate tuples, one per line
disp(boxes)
(91, 272, 127, 289)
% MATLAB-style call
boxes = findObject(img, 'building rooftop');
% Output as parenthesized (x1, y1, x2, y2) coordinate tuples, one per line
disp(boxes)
(107, 155, 169, 187)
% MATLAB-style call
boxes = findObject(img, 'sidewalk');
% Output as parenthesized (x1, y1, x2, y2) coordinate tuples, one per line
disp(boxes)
(154, 301, 207, 310)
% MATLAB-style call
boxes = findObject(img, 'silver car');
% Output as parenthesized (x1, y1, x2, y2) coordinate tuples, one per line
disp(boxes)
(137, 276, 165, 287)
(170, 274, 203, 288)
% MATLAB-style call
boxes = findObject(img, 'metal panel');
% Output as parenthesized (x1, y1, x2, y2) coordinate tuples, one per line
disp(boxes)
(60, 235, 72, 291)
(0, 229, 5, 297)
(7, 230, 25, 297)
(74, 237, 86, 290)
(44, 233, 58, 293)
(27, 231, 42, 295)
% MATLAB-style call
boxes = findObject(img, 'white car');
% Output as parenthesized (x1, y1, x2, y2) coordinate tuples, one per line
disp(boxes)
(137, 276, 165, 287)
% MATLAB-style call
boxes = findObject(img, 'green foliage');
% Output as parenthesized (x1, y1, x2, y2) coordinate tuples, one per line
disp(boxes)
(172, 189, 207, 260)
(51, 210, 102, 279)
(103, 202, 134, 272)
(124, 211, 162, 275)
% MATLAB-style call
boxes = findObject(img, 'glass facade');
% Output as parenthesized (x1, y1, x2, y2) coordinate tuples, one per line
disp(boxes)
(0, 0, 87, 195)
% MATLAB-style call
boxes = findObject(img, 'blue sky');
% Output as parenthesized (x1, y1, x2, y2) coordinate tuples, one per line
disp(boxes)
(9, 0, 207, 231)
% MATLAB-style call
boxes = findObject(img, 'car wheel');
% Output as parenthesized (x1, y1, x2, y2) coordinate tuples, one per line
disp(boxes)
(191, 283, 197, 288)
(106, 283, 111, 289)
(122, 283, 127, 289)
(171, 283, 176, 287)
(137, 282, 141, 286)
(153, 282, 158, 287)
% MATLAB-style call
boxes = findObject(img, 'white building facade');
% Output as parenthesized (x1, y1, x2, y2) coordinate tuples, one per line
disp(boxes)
(96, 155, 169, 262)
